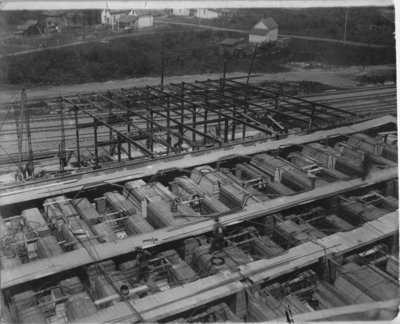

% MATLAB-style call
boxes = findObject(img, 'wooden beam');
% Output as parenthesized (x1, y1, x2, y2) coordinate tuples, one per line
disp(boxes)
(275, 299, 399, 322)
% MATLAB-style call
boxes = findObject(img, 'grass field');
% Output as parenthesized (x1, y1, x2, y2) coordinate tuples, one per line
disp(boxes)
(0, 29, 395, 87)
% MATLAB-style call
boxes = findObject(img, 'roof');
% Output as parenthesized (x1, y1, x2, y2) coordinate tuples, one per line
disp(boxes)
(259, 17, 278, 30)
(107, 9, 132, 15)
(41, 11, 66, 17)
(249, 28, 269, 36)
(118, 15, 137, 24)
(133, 9, 153, 16)
(16, 20, 38, 31)
(219, 38, 242, 46)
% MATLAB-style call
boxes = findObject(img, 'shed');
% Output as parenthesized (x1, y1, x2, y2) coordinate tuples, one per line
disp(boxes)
(219, 38, 242, 56)
(249, 17, 278, 44)
(172, 8, 191, 16)
(118, 15, 137, 29)
(194, 9, 220, 20)
(16, 20, 40, 35)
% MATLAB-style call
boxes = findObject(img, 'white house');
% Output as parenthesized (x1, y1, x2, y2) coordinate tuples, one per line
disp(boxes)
(249, 17, 278, 44)
(194, 9, 220, 19)
(101, 9, 134, 25)
(101, 9, 153, 29)
(172, 8, 190, 16)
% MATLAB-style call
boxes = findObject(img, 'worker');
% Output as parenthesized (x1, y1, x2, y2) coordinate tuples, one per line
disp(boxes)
(210, 217, 226, 254)
(120, 284, 130, 297)
(361, 153, 371, 181)
(135, 246, 152, 283)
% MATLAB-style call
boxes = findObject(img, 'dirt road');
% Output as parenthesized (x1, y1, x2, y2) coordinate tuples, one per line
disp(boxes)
(155, 19, 392, 49)
(0, 64, 395, 104)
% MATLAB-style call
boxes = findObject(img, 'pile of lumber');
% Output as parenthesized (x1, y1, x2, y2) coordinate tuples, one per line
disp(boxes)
(192, 245, 252, 275)
(36, 236, 63, 258)
(340, 199, 386, 224)
(158, 250, 199, 286)
(65, 292, 97, 321)
(252, 235, 285, 259)
(21, 208, 50, 237)
(319, 214, 354, 232)
(59, 276, 84, 294)
(247, 289, 312, 321)
(313, 282, 371, 321)
(191, 165, 260, 208)
(147, 200, 196, 228)
(236, 161, 297, 196)
(44, 196, 79, 225)
(123, 180, 163, 219)
(289, 152, 349, 181)
(273, 220, 314, 247)
(187, 303, 240, 322)
(251, 154, 313, 191)
(386, 256, 399, 278)
(18, 306, 47, 324)
(339, 262, 398, 301)
(72, 198, 101, 226)
(104, 191, 154, 235)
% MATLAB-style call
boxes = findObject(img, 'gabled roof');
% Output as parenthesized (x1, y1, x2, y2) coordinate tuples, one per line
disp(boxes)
(118, 15, 137, 24)
(249, 28, 269, 36)
(17, 20, 38, 31)
(106, 9, 132, 15)
(259, 17, 278, 30)
(219, 38, 242, 46)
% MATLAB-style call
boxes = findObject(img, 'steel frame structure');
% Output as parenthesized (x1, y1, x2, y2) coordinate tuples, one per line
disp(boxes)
(19, 78, 364, 172)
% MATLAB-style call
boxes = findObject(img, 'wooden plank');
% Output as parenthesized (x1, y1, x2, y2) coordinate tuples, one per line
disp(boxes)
(1, 171, 397, 289)
(1, 115, 394, 206)
(275, 299, 399, 322)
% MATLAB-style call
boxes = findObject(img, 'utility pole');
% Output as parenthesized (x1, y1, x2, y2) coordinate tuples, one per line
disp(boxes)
(23, 88, 34, 179)
(59, 96, 66, 172)
(14, 101, 23, 181)
(161, 34, 165, 88)
(343, 8, 349, 44)
(247, 44, 257, 84)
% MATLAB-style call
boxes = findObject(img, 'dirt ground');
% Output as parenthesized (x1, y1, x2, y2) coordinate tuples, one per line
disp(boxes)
(0, 64, 395, 104)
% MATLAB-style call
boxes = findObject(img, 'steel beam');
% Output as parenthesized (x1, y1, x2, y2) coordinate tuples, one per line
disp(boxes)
(110, 92, 198, 149)
(226, 79, 358, 117)
(147, 86, 276, 136)
(180, 82, 278, 134)
(63, 97, 154, 157)
(81, 95, 176, 153)
(193, 81, 310, 127)
(204, 79, 328, 124)
(122, 88, 222, 146)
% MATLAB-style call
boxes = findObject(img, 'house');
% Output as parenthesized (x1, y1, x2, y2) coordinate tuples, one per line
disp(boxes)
(101, 9, 134, 26)
(101, 9, 153, 29)
(249, 17, 278, 44)
(118, 14, 153, 29)
(172, 8, 190, 16)
(42, 11, 69, 32)
(194, 9, 220, 19)
(219, 38, 242, 56)
(16, 20, 41, 35)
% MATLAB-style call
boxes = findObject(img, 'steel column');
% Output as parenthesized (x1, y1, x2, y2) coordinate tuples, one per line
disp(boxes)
(74, 107, 81, 167)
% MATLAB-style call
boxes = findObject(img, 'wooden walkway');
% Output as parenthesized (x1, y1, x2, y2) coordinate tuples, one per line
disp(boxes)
(1, 165, 397, 289)
(68, 211, 398, 323)
(0, 115, 396, 206)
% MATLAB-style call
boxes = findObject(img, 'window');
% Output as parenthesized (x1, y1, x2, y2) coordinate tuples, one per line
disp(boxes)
(203, 10, 206, 15)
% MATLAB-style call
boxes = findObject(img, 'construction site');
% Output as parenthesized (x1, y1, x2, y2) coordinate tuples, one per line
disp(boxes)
(0, 76, 398, 323)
